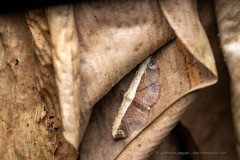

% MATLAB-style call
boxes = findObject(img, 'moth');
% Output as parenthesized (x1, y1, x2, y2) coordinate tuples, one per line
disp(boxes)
(112, 56, 160, 139)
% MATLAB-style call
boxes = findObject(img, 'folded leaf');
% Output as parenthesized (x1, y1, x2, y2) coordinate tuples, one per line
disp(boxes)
(44, 0, 175, 149)
(45, 5, 82, 150)
(80, 0, 217, 159)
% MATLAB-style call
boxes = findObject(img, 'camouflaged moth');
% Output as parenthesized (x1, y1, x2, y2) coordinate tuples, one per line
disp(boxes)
(112, 56, 160, 139)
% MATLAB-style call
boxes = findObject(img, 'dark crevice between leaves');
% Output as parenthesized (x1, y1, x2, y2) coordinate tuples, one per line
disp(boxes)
(0, 0, 81, 14)
(173, 122, 202, 160)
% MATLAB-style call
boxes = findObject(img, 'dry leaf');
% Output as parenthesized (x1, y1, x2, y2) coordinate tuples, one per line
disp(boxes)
(215, 0, 240, 158)
(179, 1, 238, 159)
(79, 0, 217, 159)
(1, 0, 234, 159)
(0, 14, 77, 159)
(45, 5, 82, 150)
(26, 9, 53, 66)
(44, 0, 175, 149)
(80, 37, 216, 159)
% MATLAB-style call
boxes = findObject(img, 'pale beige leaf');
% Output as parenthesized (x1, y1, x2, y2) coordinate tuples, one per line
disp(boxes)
(45, 5, 81, 149)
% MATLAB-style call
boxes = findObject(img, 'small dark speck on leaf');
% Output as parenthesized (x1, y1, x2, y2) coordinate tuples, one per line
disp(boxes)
(15, 59, 19, 65)
(49, 116, 54, 119)
(58, 141, 62, 146)
(119, 90, 125, 96)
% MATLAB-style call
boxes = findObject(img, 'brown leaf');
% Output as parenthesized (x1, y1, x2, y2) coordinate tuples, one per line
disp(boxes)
(26, 9, 53, 66)
(215, 0, 240, 158)
(0, 14, 77, 159)
(80, 0, 218, 159)
(45, 0, 175, 149)
(180, 0, 238, 159)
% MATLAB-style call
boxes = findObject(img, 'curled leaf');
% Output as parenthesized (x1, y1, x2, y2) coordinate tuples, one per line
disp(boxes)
(215, 0, 240, 157)
(80, 0, 217, 159)
(46, 0, 174, 149)
(46, 5, 81, 149)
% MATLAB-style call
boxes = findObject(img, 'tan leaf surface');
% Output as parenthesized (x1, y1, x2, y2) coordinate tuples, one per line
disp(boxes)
(0, 14, 77, 159)
(0, 0, 221, 159)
